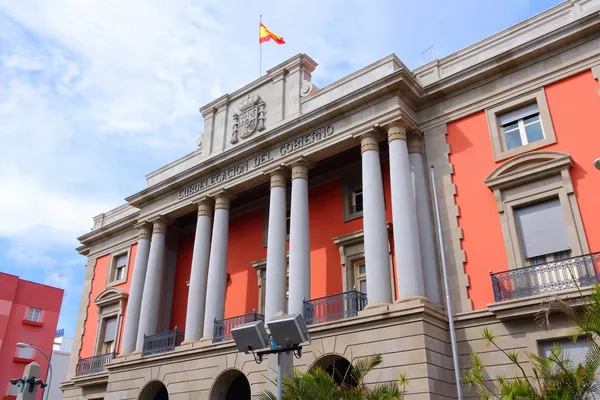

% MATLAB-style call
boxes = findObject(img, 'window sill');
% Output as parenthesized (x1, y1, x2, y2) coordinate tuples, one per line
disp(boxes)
(344, 211, 363, 223)
(107, 278, 127, 287)
(14, 356, 35, 363)
(22, 320, 43, 327)
(493, 137, 555, 162)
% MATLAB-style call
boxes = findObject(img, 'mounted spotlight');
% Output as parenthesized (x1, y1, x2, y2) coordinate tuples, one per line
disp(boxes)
(594, 157, 600, 170)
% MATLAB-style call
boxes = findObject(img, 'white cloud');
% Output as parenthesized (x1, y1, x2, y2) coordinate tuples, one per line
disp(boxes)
(0, 0, 559, 335)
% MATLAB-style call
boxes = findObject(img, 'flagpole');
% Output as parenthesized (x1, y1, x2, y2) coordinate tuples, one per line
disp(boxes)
(259, 15, 263, 77)
(430, 166, 463, 400)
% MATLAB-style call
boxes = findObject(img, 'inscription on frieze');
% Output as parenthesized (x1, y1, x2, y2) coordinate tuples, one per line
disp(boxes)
(178, 125, 334, 200)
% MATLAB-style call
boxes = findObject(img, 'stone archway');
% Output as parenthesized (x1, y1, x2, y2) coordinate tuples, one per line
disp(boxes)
(310, 354, 357, 387)
(210, 369, 251, 400)
(139, 380, 168, 400)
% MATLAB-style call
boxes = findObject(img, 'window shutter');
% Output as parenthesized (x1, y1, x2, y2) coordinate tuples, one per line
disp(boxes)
(103, 317, 117, 343)
(115, 255, 127, 268)
(515, 199, 570, 259)
(498, 103, 539, 126)
(18, 346, 34, 359)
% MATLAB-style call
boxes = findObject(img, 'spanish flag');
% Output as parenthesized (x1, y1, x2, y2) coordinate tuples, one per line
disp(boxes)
(259, 23, 285, 45)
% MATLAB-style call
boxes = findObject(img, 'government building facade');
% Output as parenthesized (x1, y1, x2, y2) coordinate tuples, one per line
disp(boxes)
(61, 1, 600, 399)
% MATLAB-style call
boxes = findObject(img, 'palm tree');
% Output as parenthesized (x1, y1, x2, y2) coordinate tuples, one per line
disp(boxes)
(258, 354, 408, 400)
(464, 285, 600, 399)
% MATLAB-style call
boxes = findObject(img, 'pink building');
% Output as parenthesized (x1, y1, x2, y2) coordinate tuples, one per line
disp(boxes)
(0, 272, 63, 400)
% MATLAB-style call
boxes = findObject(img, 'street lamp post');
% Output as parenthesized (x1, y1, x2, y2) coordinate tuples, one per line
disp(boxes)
(16, 343, 52, 400)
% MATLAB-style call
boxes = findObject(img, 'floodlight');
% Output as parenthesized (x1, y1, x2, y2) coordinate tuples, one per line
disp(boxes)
(266, 313, 310, 348)
(16, 342, 29, 348)
(594, 158, 600, 170)
(231, 319, 270, 353)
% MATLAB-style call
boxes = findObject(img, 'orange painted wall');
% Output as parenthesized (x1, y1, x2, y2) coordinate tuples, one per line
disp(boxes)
(114, 243, 136, 353)
(79, 254, 110, 358)
(170, 159, 396, 322)
(169, 233, 195, 330)
(79, 243, 137, 358)
(447, 70, 600, 309)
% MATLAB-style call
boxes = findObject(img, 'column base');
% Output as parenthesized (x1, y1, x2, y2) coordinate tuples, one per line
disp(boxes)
(358, 302, 390, 317)
(394, 295, 429, 304)
(180, 339, 199, 346)
(198, 336, 214, 345)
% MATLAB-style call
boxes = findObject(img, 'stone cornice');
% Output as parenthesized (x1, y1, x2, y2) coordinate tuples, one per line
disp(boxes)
(125, 70, 415, 208)
(418, 9, 600, 105)
(77, 210, 139, 248)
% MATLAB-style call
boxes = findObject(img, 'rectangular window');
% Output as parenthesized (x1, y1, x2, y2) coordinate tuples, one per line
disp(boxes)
(515, 198, 571, 263)
(351, 188, 363, 213)
(102, 316, 117, 354)
(499, 103, 545, 150)
(354, 260, 367, 294)
(26, 308, 41, 322)
(258, 266, 289, 315)
(17, 346, 34, 359)
(8, 382, 20, 396)
(114, 254, 127, 282)
(539, 337, 598, 369)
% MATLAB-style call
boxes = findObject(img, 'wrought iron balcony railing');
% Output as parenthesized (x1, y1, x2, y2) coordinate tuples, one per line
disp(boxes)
(213, 311, 265, 343)
(490, 252, 600, 302)
(142, 328, 184, 357)
(303, 290, 368, 325)
(75, 352, 115, 376)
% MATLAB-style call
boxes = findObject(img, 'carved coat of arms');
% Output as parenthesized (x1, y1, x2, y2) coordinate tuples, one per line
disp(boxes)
(231, 94, 266, 144)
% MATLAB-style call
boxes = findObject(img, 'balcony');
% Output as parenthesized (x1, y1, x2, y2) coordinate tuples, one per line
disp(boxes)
(303, 290, 368, 325)
(213, 311, 264, 343)
(142, 329, 184, 357)
(75, 352, 115, 376)
(490, 252, 600, 302)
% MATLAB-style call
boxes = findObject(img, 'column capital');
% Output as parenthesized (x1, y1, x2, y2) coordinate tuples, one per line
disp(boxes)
(407, 132, 423, 154)
(289, 157, 312, 181)
(150, 217, 169, 235)
(359, 131, 383, 154)
(266, 166, 289, 188)
(194, 198, 214, 217)
(134, 222, 152, 240)
(386, 121, 408, 143)
(212, 190, 235, 210)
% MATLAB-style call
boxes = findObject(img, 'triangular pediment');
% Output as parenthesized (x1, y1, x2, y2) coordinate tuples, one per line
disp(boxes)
(484, 151, 572, 190)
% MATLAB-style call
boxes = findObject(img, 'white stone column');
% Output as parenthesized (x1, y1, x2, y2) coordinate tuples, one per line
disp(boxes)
(360, 132, 393, 307)
(136, 217, 168, 351)
(264, 168, 288, 321)
(408, 134, 442, 304)
(387, 122, 426, 301)
(121, 223, 152, 354)
(288, 159, 310, 316)
(183, 199, 213, 342)
(202, 192, 233, 339)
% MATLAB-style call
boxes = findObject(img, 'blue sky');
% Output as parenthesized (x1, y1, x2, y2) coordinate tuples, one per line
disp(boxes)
(0, 0, 560, 338)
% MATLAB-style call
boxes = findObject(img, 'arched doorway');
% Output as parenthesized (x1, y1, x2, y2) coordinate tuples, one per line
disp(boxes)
(311, 354, 356, 387)
(139, 380, 169, 400)
(210, 369, 251, 400)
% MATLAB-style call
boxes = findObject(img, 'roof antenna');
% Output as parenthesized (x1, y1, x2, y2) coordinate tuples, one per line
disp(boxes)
(422, 45, 436, 63)
(56, 273, 64, 289)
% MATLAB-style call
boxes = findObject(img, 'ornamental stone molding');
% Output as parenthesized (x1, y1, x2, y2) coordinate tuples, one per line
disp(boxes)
(269, 167, 288, 188)
(387, 122, 407, 143)
(359, 132, 380, 154)
(407, 133, 423, 154)
(195, 198, 214, 217)
(213, 191, 235, 210)
(231, 94, 266, 145)
(290, 158, 310, 181)
(135, 222, 152, 240)
(151, 218, 168, 235)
